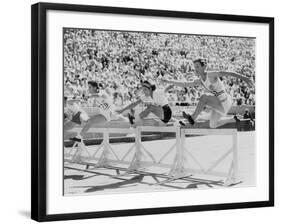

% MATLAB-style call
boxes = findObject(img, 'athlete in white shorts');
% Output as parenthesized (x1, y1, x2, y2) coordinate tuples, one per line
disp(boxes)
(164, 58, 253, 128)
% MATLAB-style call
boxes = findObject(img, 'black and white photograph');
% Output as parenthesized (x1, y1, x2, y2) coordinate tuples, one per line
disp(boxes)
(0, 0, 279, 223)
(30, 2, 274, 221)
(63, 28, 256, 195)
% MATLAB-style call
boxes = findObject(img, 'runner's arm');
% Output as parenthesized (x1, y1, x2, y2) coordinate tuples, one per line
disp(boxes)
(164, 84, 174, 93)
(116, 99, 142, 114)
(163, 79, 201, 88)
(217, 71, 254, 88)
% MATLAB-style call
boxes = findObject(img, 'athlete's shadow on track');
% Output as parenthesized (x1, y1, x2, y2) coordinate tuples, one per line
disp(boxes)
(80, 175, 145, 193)
(185, 181, 222, 189)
(64, 174, 98, 180)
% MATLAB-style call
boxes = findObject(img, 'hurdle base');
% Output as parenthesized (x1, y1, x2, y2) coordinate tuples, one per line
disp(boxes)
(168, 167, 191, 178)
(223, 176, 243, 186)
(153, 174, 193, 185)
(126, 161, 146, 173)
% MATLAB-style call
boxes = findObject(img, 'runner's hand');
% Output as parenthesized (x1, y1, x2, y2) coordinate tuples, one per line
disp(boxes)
(115, 109, 123, 114)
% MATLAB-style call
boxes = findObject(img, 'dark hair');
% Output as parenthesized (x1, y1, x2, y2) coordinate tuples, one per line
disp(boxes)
(88, 81, 99, 89)
(193, 58, 207, 66)
(141, 80, 156, 91)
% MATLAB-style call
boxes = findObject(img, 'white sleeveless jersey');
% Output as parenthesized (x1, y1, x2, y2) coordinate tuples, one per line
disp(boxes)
(200, 73, 232, 115)
(200, 73, 226, 99)
(87, 91, 112, 120)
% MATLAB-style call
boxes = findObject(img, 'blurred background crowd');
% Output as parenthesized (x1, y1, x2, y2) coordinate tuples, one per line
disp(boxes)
(64, 29, 255, 108)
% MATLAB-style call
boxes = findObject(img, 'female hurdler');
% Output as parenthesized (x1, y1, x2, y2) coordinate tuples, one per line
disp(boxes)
(116, 81, 173, 126)
(164, 58, 253, 128)
(70, 81, 112, 142)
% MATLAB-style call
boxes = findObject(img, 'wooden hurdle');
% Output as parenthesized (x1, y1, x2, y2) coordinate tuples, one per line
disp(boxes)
(64, 126, 239, 185)
(126, 126, 183, 177)
(64, 128, 138, 168)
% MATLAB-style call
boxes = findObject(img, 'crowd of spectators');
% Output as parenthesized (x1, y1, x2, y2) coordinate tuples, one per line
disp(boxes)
(64, 29, 255, 108)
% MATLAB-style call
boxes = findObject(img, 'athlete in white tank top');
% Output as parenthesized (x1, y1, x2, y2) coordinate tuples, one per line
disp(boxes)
(164, 58, 253, 128)
(87, 91, 112, 121)
(200, 72, 229, 102)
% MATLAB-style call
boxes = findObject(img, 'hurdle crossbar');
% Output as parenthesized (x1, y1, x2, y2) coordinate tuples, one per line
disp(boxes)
(182, 128, 237, 135)
(88, 127, 136, 134)
(138, 126, 179, 133)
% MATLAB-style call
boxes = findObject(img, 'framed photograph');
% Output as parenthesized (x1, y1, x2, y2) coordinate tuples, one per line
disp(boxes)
(31, 2, 274, 222)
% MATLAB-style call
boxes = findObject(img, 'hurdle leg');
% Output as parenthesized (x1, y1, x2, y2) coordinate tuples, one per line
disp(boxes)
(168, 127, 189, 178)
(232, 130, 239, 182)
(224, 161, 234, 185)
(71, 142, 86, 163)
(95, 131, 111, 168)
(69, 142, 78, 155)
(224, 130, 242, 186)
(64, 141, 78, 160)
(179, 131, 206, 173)
(127, 127, 143, 172)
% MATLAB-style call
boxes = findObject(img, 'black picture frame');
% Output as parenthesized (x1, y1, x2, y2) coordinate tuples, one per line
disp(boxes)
(31, 2, 274, 222)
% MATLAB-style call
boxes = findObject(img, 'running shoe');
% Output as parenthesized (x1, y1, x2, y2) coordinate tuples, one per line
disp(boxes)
(179, 120, 186, 126)
(69, 136, 82, 142)
(234, 114, 241, 122)
(182, 111, 195, 125)
(127, 113, 135, 125)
